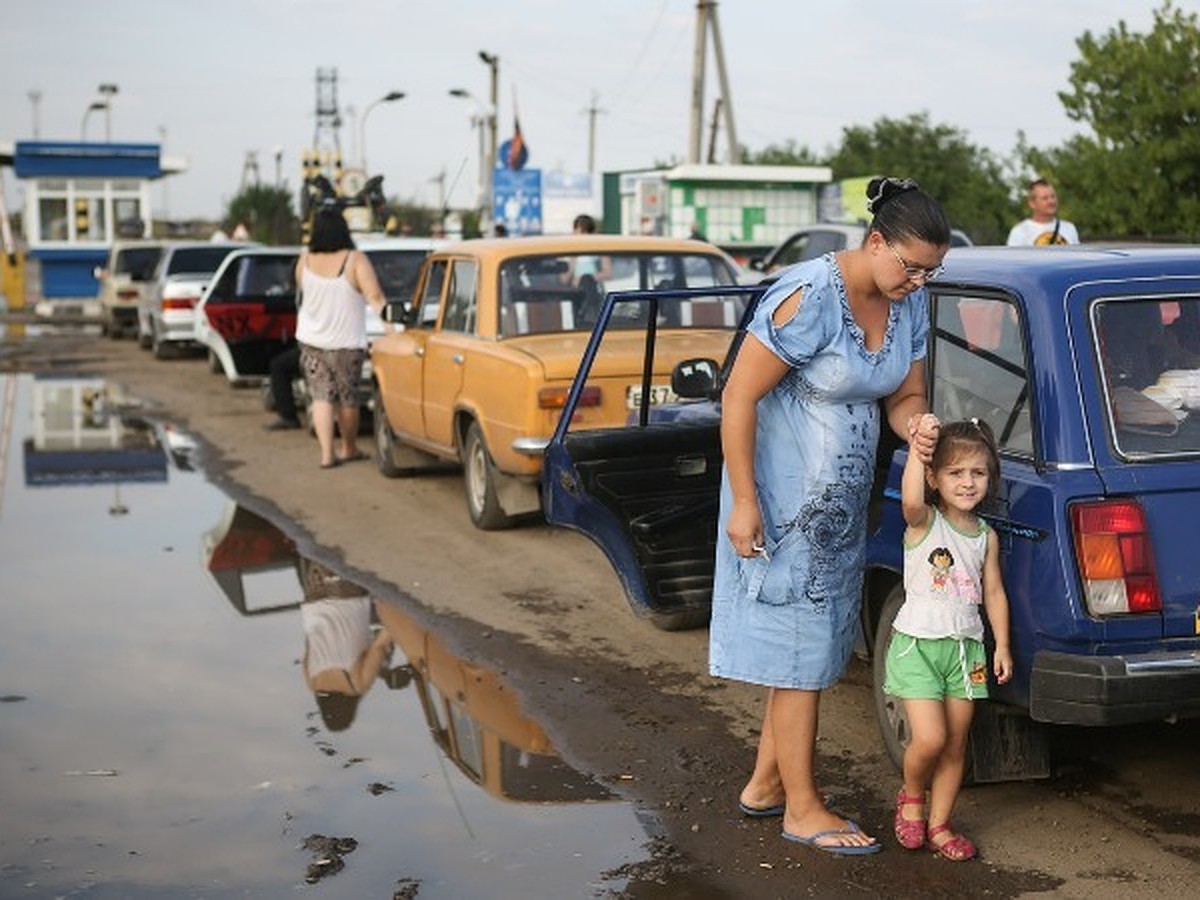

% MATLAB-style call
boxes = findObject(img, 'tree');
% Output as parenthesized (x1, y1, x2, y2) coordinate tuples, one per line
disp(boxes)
(830, 113, 1017, 244)
(744, 140, 826, 167)
(1038, 2, 1200, 240)
(224, 184, 299, 245)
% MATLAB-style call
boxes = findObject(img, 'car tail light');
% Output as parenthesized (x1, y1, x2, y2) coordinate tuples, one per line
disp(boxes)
(117, 288, 139, 300)
(538, 386, 601, 409)
(1070, 498, 1161, 615)
(162, 296, 198, 310)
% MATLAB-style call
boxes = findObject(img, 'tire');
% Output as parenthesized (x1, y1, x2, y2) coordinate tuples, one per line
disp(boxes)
(650, 608, 711, 631)
(872, 582, 910, 772)
(373, 384, 404, 478)
(207, 348, 223, 374)
(138, 320, 152, 350)
(463, 421, 514, 530)
(152, 326, 172, 360)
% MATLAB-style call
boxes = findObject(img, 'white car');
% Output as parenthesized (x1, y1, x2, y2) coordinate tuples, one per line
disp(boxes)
(750, 223, 973, 274)
(95, 240, 166, 339)
(138, 241, 250, 359)
(195, 247, 301, 385)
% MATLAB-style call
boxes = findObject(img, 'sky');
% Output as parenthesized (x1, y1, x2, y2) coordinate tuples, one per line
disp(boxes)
(1, 0, 1191, 222)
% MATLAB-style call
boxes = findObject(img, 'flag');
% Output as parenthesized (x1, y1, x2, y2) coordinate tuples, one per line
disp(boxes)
(506, 116, 528, 170)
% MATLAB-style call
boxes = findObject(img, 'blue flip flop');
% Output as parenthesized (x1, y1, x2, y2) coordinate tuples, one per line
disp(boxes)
(781, 819, 882, 856)
(739, 801, 786, 818)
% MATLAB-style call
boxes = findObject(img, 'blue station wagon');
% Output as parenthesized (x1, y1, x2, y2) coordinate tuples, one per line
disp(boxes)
(543, 246, 1200, 779)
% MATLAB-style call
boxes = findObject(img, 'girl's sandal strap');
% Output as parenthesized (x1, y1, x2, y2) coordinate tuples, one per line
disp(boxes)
(927, 824, 977, 861)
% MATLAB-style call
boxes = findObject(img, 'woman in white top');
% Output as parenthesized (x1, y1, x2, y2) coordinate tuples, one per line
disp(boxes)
(295, 207, 388, 469)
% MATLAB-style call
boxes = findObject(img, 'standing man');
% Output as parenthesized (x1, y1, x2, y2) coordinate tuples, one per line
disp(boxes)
(1006, 178, 1079, 246)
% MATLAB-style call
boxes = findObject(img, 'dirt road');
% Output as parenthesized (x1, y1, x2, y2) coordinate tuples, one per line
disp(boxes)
(9, 325, 1200, 898)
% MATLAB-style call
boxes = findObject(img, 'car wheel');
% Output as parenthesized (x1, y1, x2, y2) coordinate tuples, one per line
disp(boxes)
(872, 582, 909, 772)
(138, 320, 152, 350)
(207, 348, 223, 374)
(373, 386, 404, 478)
(152, 325, 172, 360)
(650, 608, 711, 631)
(463, 421, 514, 530)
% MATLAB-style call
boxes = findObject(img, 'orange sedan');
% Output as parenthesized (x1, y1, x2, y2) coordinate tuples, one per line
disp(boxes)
(370, 235, 747, 529)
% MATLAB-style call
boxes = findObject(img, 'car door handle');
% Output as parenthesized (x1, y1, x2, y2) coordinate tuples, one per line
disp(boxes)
(453, 354, 464, 365)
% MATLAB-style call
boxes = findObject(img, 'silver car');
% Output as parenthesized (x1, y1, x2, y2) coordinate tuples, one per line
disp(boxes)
(138, 241, 250, 358)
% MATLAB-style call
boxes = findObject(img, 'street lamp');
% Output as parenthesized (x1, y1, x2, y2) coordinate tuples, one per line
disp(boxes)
(81, 101, 107, 141)
(449, 88, 494, 225)
(478, 51, 499, 230)
(98, 83, 118, 141)
(359, 90, 405, 173)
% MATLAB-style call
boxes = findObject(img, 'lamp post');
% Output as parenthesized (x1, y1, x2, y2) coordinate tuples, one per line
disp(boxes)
(478, 51, 499, 230)
(359, 90, 405, 174)
(80, 101, 106, 141)
(98, 83, 118, 141)
(449, 89, 493, 227)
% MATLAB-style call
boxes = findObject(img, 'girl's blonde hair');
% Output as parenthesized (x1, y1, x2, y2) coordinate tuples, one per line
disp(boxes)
(926, 418, 1000, 507)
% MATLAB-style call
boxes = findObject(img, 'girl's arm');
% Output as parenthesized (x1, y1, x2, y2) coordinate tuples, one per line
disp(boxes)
(900, 415, 936, 528)
(982, 529, 1013, 684)
(720, 299, 794, 557)
(350, 625, 395, 696)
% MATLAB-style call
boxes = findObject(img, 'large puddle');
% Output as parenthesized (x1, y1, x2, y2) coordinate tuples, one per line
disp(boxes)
(0, 372, 651, 897)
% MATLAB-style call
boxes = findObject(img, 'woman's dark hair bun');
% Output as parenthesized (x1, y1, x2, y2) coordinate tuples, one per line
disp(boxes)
(865, 177, 920, 214)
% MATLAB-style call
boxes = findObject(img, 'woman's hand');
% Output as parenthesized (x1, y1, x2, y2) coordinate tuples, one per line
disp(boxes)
(908, 412, 940, 465)
(726, 497, 764, 558)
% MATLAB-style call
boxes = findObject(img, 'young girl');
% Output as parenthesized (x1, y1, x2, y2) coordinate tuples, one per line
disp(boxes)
(885, 416, 1012, 861)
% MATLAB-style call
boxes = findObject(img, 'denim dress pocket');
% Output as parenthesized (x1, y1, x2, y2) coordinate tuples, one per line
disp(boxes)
(736, 526, 804, 607)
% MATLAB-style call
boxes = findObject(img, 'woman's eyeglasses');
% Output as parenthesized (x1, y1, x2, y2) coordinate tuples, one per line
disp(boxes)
(885, 239, 944, 282)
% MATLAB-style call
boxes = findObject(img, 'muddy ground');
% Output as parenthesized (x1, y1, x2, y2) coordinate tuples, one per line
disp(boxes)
(7, 324, 1200, 898)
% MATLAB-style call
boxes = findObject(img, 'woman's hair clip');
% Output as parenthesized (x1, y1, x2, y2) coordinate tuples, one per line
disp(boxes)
(866, 176, 920, 214)
(970, 417, 980, 428)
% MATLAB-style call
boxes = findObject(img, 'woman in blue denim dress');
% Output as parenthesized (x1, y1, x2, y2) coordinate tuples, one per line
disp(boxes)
(711, 178, 949, 855)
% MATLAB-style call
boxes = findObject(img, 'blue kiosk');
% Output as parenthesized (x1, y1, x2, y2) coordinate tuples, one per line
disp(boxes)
(0, 140, 186, 308)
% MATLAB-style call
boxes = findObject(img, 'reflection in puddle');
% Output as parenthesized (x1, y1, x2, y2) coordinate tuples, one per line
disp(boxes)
(0, 373, 645, 897)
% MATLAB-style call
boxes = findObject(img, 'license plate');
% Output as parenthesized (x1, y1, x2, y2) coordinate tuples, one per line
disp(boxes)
(626, 384, 677, 409)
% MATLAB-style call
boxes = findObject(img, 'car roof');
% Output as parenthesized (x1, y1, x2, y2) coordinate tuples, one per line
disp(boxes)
(354, 235, 448, 251)
(429, 234, 736, 261)
(937, 245, 1200, 298)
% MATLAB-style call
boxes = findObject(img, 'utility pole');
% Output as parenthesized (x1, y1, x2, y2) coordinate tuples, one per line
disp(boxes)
(706, 97, 722, 164)
(240, 151, 261, 193)
(687, 1, 740, 165)
(583, 91, 606, 174)
(479, 51, 499, 231)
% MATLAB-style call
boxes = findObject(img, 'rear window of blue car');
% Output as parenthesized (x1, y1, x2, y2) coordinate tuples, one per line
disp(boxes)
(1096, 296, 1200, 458)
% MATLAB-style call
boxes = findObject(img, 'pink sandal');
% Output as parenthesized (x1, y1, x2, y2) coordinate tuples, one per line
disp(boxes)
(927, 823, 977, 861)
(893, 790, 926, 850)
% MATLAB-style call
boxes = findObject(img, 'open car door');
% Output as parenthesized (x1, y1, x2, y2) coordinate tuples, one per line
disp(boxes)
(542, 284, 766, 630)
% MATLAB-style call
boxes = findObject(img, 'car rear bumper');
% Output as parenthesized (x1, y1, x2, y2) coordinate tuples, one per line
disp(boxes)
(1030, 648, 1200, 726)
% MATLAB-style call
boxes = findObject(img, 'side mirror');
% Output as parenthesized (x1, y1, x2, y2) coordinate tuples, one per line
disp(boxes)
(671, 357, 720, 400)
(382, 300, 413, 325)
(748, 257, 765, 272)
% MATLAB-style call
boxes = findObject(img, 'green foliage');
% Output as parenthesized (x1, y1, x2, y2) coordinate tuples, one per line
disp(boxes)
(224, 184, 299, 245)
(830, 113, 1018, 245)
(1042, 1, 1200, 240)
(744, 140, 826, 167)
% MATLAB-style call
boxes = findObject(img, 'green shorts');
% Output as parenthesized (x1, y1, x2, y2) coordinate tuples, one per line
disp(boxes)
(883, 632, 990, 700)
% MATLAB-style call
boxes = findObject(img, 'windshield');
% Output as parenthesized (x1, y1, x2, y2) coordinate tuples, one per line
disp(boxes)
(365, 249, 426, 302)
(114, 247, 163, 281)
(1096, 295, 1200, 458)
(498, 252, 740, 337)
(167, 246, 240, 276)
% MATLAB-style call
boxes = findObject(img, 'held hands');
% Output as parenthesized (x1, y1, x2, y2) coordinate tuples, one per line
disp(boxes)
(907, 412, 940, 465)
(993, 646, 1013, 684)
